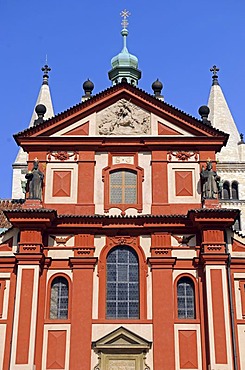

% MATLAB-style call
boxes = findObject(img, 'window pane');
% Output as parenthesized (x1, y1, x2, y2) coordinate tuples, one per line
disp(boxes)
(106, 246, 139, 319)
(125, 171, 137, 185)
(125, 188, 137, 204)
(177, 278, 195, 319)
(50, 277, 68, 320)
(110, 171, 122, 185)
(110, 187, 122, 203)
(110, 170, 137, 204)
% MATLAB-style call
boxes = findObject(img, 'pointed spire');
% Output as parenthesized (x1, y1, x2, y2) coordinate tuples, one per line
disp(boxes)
(28, 63, 54, 127)
(207, 65, 241, 162)
(12, 63, 55, 199)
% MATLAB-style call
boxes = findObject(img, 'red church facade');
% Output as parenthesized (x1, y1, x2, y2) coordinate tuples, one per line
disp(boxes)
(1, 81, 245, 370)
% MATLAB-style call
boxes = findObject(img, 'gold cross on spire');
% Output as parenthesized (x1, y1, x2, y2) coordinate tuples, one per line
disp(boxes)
(120, 9, 131, 29)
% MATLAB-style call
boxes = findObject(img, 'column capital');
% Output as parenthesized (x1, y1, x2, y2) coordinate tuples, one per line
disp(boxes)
(15, 253, 45, 265)
(148, 257, 176, 269)
(69, 257, 97, 269)
(199, 253, 228, 266)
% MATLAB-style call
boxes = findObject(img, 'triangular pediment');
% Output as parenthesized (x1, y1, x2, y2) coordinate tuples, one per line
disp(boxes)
(14, 83, 227, 144)
(92, 327, 151, 352)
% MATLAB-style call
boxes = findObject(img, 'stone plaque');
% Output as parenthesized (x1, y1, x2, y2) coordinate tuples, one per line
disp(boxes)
(97, 99, 151, 135)
(108, 359, 136, 370)
(112, 156, 134, 165)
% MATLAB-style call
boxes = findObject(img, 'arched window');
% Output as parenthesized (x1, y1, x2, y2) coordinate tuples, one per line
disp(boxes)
(110, 170, 137, 204)
(50, 276, 69, 320)
(223, 181, 230, 200)
(232, 181, 239, 200)
(106, 246, 139, 319)
(177, 277, 195, 319)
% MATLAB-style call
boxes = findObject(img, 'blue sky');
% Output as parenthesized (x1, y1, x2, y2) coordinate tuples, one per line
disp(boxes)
(0, 0, 245, 198)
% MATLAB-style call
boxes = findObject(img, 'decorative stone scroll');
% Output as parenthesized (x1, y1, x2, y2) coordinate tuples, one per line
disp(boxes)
(97, 99, 151, 135)
(108, 236, 137, 248)
(168, 151, 199, 162)
(47, 151, 78, 161)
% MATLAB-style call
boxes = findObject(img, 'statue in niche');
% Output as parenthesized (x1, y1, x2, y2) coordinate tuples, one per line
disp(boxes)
(25, 159, 44, 200)
(97, 99, 150, 135)
(200, 161, 221, 199)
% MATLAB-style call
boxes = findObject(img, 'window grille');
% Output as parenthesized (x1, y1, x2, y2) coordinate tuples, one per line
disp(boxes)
(110, 170, 137, 204)
(177, 277, 195, 319)
(50, 276, 69, 319)
(106, 246, 139, 319)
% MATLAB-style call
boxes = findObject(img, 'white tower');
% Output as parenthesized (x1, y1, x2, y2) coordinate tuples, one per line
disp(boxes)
(208, 66, 245, 231)
(12, 64, 54, 199)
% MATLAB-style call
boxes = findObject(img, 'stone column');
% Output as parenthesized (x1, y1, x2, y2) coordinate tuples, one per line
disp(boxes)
(149, 233, 176, 370)
(201, 229, 234, 370)
(10, 253, 43, 370)
(69, 256, 97, 370)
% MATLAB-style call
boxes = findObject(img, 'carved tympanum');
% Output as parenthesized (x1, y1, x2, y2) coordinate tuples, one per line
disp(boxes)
(97, 99, 151, 135)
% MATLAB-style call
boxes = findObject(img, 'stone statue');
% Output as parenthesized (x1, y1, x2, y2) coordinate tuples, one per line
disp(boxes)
(25, 160, 44, 200)
(200, 161, 221, 199)
(97, 99, 151, 135)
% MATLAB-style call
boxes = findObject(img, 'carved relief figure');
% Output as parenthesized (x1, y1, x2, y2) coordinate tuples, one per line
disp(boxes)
(97, 99, 150, 135)
(25, 159, 44, 200)
(200, 161, 221, 199)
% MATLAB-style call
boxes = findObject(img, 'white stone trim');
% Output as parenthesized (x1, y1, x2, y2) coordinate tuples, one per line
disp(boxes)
(0, 325, 6, 370)
(10, 265, 40, 369)
(51, 113, 96, 136)
(151, 113, 194, 136)
(94, 152, 108, 214)
(168, 162, 201, 203)
(42, 324, 71, 370)
(91, 324, 153, 370)
(44, 162, 78, 204)
(174, 323, 202, 370)
(205, 266, 233, 369)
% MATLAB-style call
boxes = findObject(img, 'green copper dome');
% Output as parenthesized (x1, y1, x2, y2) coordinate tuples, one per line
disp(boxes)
(111, 29, 139, 69)
(108, 28, 141, 86)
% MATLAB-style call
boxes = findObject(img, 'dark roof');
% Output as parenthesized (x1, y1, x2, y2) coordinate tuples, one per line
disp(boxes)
(4, 208, 56, 214)
(57, 213, 187, 219)
(188, 208, 240, 214)
(14, 82, 228, 140)
(3, 208, 239, 219)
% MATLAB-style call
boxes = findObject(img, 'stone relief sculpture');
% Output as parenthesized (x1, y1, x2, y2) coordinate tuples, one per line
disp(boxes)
(97, 99, 151, 135)
(200, 161, 221, 199)
(25, 159, 44, 200)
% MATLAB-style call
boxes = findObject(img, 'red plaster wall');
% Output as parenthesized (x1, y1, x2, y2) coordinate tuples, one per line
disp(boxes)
(46, 330, 67, 369)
